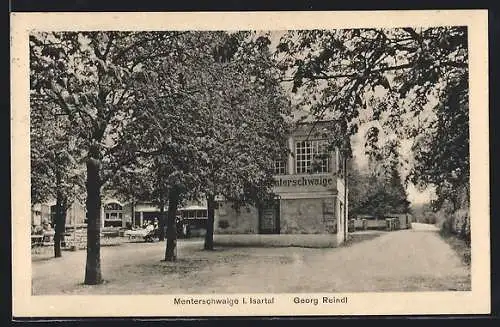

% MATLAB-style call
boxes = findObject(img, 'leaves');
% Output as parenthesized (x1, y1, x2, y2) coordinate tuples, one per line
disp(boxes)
(100, 31, 291, 210)
(348, 159, 410, 218)
(278, 27, 469, 209)
(30, 96, 85, 206)
(408, 75, 469, 209)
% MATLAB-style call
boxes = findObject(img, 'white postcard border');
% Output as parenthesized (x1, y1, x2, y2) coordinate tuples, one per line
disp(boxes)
(11, 10, 490, 317)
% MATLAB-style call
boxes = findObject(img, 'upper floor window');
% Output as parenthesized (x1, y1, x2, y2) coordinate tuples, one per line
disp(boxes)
(104, 203, 123, 211)
(273, 160, 287, 175)
(295, 140, 331, 174)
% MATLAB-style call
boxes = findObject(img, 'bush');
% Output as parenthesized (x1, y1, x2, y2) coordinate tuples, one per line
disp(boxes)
(423, 215, 437, 224)
(455, 209, 470, 246)
(436, 203, 470, 244)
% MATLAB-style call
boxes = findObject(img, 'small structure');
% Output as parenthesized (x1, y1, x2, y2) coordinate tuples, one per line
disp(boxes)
(31, 201, 86, 228)
(98, 198, 208, 229)
(352, 215, 386, 230)
(384, 213, 412, 230)
(178, 205, 208, 236)
(351, 213, 412, 231)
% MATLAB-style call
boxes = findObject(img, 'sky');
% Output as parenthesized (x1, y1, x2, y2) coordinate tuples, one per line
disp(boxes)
(350, 122, 434, 205)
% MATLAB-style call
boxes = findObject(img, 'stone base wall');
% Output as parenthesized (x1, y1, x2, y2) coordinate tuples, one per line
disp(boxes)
(280, 197, 336, 234)
(63, 227, 123, 250)
(214, 196, 337, 235)
(214, 202, 259, 234)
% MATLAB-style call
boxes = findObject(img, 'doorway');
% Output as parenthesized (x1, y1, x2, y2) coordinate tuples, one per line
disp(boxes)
(258, 199, 280, 234)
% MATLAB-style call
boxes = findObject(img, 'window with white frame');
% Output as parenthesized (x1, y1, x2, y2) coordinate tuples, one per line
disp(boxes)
(104, 202, 123, 221)
(295, 140, 330, 174)
(273, 159, 287, 175)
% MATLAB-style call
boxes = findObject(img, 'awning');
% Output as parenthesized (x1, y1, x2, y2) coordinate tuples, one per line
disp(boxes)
(179, 205, 207, 211)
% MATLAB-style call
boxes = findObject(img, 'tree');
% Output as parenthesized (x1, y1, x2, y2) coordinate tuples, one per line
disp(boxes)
(132, 32, 212, 260)
(409, 76, 469, 210)
(200, 33, 291, 250)
(276, 27, 468, 212)
(30, 31, 184, 283)
(136, 31, 291, 257)
(348, 166, 410, 219)
(348, 131, 410, 218)
(411, 202, 437, 224)
(30, 93, 84, 258)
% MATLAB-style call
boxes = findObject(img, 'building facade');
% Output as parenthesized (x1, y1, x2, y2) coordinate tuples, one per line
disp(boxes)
(31, 203, 51, 226)
(213, 121, 349, 245)
(31, 121, 349, 245)
(31, 201, 87, 227)
(99, 199, 208, 228)
(31, 198, 206, 229)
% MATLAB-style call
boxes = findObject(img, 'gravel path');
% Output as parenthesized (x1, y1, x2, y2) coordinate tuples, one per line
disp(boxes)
(32, 224, 470, 294)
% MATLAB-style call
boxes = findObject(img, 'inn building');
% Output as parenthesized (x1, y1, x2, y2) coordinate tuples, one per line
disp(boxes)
(31, 116, 349, 245)
(213, 118, 349, 245)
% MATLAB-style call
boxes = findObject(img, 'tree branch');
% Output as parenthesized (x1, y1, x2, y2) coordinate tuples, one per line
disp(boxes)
(103, 33, 115, 59)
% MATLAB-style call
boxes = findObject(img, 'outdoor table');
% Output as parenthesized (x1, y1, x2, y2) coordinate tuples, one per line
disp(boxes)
(31, 235, 43, 247)
(31, 235, 44, 253)
(124, 229, 149, 240)
(43, 232, 54, 245)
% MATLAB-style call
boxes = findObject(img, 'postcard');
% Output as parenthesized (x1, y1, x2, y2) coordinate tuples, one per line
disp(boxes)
(11, 10, 490, 317)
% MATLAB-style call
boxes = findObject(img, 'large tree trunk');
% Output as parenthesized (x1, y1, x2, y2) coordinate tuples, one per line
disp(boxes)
(53, 188, 67, 258)
(204, 194, 216, 250)
(159, 198, 166, 241)
(53, 171, 63, 258)
(164, 190, 179, 261)
(131, 199, 135, 228)
(84, 157, 103, 285)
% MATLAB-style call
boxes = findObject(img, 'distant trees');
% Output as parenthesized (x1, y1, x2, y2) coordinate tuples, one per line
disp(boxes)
(348, 159, 410, 219)
(411, 202, 437, 224)
(348, 171, 410, 219)
(348, 124, 410, 219)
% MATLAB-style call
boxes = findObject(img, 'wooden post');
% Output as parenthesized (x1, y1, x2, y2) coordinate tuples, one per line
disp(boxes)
(287, 136, 294, 174)
(100, 205, 105, 228)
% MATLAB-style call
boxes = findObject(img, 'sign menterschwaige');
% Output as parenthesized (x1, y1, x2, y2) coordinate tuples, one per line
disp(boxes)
(273, 174, 336, 193)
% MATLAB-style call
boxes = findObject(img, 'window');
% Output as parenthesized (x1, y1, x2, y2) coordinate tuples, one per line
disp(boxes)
(104, 202, 123, 221)
(105, 212, 122, 220)
(273, 160, 286, 175)
(295, 140, 330, 174)
(50, 205, 57, 224)
(104, 203, 123, 211)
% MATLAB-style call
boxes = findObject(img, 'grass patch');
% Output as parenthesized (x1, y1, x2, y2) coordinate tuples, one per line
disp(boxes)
(439, 230, 471, 266)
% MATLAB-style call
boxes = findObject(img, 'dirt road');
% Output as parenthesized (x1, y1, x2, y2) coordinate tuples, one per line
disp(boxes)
(31, 223, 470, 294)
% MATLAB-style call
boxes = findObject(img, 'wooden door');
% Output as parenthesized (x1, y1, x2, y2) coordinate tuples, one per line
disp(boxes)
(259, 200, 280, 234)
